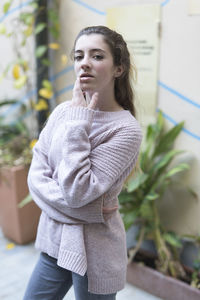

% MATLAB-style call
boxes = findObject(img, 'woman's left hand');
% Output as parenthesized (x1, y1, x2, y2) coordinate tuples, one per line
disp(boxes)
(103, 206, 118, 213)
(71, 77, 98, 110)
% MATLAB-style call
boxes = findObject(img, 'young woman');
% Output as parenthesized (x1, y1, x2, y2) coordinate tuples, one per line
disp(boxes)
(23, 26, 142, 300)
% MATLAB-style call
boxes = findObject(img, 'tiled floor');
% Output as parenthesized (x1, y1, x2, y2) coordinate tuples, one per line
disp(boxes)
(0, 229, 162, 300)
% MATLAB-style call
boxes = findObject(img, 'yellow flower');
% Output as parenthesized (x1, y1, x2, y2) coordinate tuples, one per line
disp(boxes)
(22, 61, 29, 71)
(24, 25, 33, 37)
(61, 54, 68, 65)
(12, 64, 20, 79)
(29, 139, 38, 149)
(49, 43, 60, 50)
(6, 243, 15, 250)
(35, 99, 48, 111)
(14, 75, 27, 89)
(39, 88, 53, 99)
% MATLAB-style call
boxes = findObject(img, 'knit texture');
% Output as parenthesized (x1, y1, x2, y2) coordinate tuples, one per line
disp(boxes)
(28, 100, 142, 294)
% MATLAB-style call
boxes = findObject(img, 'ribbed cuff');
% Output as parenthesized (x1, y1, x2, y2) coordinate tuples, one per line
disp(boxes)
(88, 274, 126, 294)
(57, 249, 87, 276)
(67, 196, 105, 224)
(65, 106, 95, 123)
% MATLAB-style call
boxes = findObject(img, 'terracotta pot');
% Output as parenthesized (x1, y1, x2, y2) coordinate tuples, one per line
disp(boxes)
(127, 262, 200, 300)
(0, 165, 41, 244)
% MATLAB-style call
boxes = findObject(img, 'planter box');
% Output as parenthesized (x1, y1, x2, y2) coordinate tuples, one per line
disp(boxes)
(127, 261, 200, 300)
(0, 165, 41, 244)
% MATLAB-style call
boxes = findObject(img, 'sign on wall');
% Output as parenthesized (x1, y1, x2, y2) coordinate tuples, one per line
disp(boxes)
(107, 4, 161, 128)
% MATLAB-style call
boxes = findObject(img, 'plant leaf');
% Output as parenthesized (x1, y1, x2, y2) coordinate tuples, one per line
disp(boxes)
(18, 193, 32, 208)
(152, 150, 182, 172)
(140, 113, 164, 171)
(156, 110, 164, 133)
(165, 163, 189, 178)
(30, 2, 39, 9)
(187, 187, 198, 200)
(41, 58, 51, 66)
(14, 75, 27, 89)
(140, 202, 153, 220)
(35, 45, 48, 58)
(119, 190, 134, 204)
(144, 192, 159, 201)
(154, 122, 184, 156)
(0, 23, 6, 34)
(42, 79, 52, 90)
(19, 13, 34, 26)
(127, 173, 148, 192)
(0, 99, 18, 107)
(163, 232, 182, 248)
(123, 210, 138, 231)
(3, 2, 11, 13)
(35, 23, 46, 35)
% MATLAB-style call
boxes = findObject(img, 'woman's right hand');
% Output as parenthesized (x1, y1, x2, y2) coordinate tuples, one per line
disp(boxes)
(70, 77, 98, 110)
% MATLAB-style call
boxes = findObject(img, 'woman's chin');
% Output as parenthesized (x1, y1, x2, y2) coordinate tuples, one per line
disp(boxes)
(81, 86, 94, 93)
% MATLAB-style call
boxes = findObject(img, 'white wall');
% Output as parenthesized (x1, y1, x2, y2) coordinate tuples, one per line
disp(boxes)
(0, 0, 199, 234)
(54, 0, 200, 235)
(156, 0, 200, 234)
(0, 0, 36, 131)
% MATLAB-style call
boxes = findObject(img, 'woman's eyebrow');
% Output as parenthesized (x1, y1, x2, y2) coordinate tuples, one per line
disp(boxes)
(90, 48, 106, 53)
(74, 50, 83, 54)
(74, 48, 106, 53)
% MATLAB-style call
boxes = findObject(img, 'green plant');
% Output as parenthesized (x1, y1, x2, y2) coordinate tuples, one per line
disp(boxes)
(0, 1, 63, 166)
(0, 132, 33, 167)
(0, 1, 63, 128)
(182, 235, 200, 289)
(0, 100, 34, 167)
(119, 111, 191, 279)
(192, 258, 200, 289)
(0, 1, 63, 242)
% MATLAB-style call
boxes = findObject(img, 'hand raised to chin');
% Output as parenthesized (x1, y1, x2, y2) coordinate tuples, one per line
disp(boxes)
(70, 78, 98, 110)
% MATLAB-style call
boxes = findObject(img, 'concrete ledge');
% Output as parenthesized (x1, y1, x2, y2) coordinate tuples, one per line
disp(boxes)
(127, 262, 200, 300)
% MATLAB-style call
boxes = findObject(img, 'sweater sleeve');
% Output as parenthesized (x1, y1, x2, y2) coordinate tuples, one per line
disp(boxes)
(57, 106, 142, 208)
(28, 104, 104, 224)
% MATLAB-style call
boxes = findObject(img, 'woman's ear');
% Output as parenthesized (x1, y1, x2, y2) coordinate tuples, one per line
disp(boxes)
(114, 65, 124, 78)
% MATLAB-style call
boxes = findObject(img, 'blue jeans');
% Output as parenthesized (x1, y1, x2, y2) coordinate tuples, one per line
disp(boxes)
(23, 252, 117, 300)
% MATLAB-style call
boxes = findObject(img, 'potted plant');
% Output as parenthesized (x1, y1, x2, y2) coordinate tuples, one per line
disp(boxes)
(119, 111, 200, 299)
(0, 99, 41, 244)
(0, 1, 61, 244)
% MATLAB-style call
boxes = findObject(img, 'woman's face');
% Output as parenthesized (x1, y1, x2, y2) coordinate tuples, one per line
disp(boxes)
(74, 34, 118, 94)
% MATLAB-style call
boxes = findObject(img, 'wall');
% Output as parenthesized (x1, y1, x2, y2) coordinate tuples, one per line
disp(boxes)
(54, 0, 200, 235)
(0, 0, 199, 235)
(0, 0, 36, 131)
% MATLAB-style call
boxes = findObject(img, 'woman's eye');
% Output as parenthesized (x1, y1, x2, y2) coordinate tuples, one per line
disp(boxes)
(74, 56, 83, 61)
(94, 55, 103, 60)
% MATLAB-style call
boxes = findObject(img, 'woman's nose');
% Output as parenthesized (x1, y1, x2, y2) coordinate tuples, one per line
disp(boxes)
(81, 56, 91, 70)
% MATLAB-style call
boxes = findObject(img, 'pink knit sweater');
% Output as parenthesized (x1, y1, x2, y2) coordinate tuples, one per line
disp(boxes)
(28, 100, 142, 294)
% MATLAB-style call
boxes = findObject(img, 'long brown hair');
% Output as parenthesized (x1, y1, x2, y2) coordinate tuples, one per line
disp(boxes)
(72, 26, 137, 117)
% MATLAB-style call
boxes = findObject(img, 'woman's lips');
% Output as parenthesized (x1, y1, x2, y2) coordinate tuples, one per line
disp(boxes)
(80, 76, 94, 82)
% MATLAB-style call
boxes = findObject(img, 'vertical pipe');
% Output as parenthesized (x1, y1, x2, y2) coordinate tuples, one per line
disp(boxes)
(35, 0, 49, 134)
